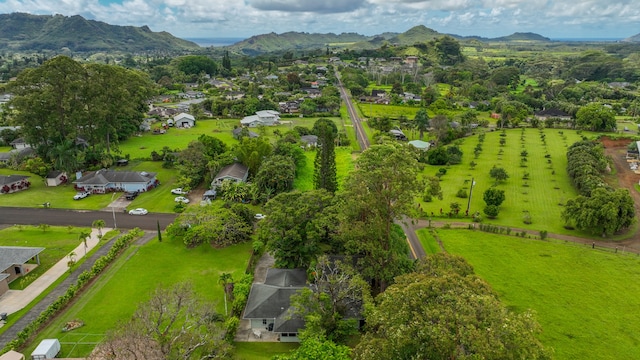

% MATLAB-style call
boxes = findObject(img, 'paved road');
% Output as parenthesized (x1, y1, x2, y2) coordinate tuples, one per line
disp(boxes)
(0, 207, 176, 230)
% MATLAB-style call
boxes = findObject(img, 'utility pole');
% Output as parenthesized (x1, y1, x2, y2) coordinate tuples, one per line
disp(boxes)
(466, 178, 476, 215)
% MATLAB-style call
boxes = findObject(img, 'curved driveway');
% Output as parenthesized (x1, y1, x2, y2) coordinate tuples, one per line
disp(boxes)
(0, 207, 176, 230)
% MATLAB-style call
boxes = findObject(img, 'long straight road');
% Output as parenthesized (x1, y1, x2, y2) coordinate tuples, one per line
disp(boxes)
(335, 69, 426, 259)
(0, 207, 176, 230)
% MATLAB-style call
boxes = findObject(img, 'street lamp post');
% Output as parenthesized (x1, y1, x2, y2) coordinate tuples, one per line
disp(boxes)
(111, 192, 118, 229)
(466, 178, 476, 215)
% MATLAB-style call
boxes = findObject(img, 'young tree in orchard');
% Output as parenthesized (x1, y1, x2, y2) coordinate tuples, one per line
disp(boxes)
(258, 190, 336, 269)
(337, 144, 421, 294)
(313, 118, 338, 193)
(90, 283, 232, 360)
(489, 166, 509, 185)
(483, 188, 506, 207)
(562, 187, 635, 237)
(354, 253, 551, 360)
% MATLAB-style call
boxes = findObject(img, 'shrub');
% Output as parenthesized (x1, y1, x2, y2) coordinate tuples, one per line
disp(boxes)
(539, 230, 548, 240)
(483, 205, 499, 218)
(456, 189, 468, 198)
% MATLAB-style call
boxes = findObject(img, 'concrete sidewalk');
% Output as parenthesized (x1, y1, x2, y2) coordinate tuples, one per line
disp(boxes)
(0, 228, 110, 315)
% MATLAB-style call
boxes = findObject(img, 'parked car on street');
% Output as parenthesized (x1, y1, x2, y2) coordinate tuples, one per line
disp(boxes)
(73, 191, 90, 200)
(171, 188, 189, 195)
(174, 196, 190, 204)
(128, 208, 148, 215)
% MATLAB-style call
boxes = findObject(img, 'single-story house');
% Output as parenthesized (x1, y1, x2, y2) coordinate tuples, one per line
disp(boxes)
(243, 269, 308, 342)
(73, 169, 158, 194)
(9, 138, 29, 150)
(0, 350, 25, 360)
(211, 163, 249, 188)
(0, 175, 30, 194)
(300, 135, 318, 147)
(45, 170, 67, 187)
(203, 189, 217, 201)
(241, 110, 280, 128)
(174, 113, 196, 128)
(232, 128, 259, 140)
(0, 246, 44, 296)
(0, 147, 35, 165)
(408, 139, 431, 151)
(534, 109, 572, 121)
(389, 129, 408, 141)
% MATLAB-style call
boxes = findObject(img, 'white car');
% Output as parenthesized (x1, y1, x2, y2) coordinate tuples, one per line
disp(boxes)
(254, 213, 266, 220)
(171, 188, 189, 195)
(128, 208, 148, 215)
(73, 192, 90, 200)
(175, 196, 190, 204)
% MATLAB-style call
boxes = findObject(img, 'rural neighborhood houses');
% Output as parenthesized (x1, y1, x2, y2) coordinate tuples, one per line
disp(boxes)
(173, 112, 196, 128)
(210, 163, 249, 188)
(45, 171, 67, 187)
(240, 110, 281, 127)
(73, 169, 158, 193)
(0, 246, 44, 296)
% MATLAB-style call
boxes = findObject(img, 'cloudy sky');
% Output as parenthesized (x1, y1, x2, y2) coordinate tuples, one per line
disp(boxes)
(0, 0, 638, 40)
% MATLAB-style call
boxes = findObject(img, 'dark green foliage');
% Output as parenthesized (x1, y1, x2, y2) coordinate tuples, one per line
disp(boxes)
(489, 166, 509, 184)
(483, 188, 506, 207)
(576, 103, 617, 132)
(255, 155, 296, 194)
(175, 55, 218, 76)
(484, 204, 499, 218)
(427, 147, 449, 165)
(456, 189, 467, 198)
(313, 118, 338, 193)
(446, 145, 463, 164)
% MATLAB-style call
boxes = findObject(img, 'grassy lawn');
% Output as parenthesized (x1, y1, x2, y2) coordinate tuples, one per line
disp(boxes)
(234, 342, 299, 360)
(357, 103, 420, 120)
(419, 128, 593, 236)
(0, 225, 90, 289)
(122, 160, 181, 213)
(416, 228, 442, 255)
(28, 235, 254, 358)
(438, 228, 640, 360)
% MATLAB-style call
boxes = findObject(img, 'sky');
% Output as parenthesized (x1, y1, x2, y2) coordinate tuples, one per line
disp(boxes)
(0, 0, 638, 40)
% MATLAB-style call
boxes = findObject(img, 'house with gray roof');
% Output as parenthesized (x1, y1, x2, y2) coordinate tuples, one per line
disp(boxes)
(0, 246, 44, 296)
(0, 175, 30, 194)
(300, 135, 318, 148)
(243, 269, 308, 342)
(210, 163, 249, 188)
(232, 127, 259, 140)
(73, 169, 158, 194)
(240, 110, 280, 128)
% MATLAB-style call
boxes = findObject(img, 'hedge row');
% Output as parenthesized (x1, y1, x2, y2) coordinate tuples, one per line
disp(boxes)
(0, 228, 143, 355)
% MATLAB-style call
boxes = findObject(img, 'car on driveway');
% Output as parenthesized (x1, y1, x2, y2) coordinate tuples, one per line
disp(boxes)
(254, 213, 266, 220)
(73, 191, 90, 200)
(174, 196, 190, 204)
(125, 191, 139, 200)
(171, 188, 189, 195)
(128, 208, 148, 215)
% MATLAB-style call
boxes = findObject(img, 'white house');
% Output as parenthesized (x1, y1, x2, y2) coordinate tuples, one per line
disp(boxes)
(240, 110, 280, 128)
(173, 113, 196, 128)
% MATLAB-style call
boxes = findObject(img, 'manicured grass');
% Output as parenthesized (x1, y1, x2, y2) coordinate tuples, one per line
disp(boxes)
(0, 225, 90, 289)
(234, 342, 299, 360)
(122, 160, 180, 213)
(357, 103, 420, 120)
(0, 168, 113, 210)
(419, 128, 591, 235)
(416, 228, 441, 254)
(438, 228, 640, 360)
(29, 236, 253, 358)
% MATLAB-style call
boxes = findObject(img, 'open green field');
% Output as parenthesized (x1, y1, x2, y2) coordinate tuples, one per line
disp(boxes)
(419, 128, 591, 236)
(416, 228, 441, 255)
(27, 235, 253, 358)
(0, 225, 90, 289)
(438, 228, 640, 360)
(357, 103, 420, 120)
(118, 117, 345, 160)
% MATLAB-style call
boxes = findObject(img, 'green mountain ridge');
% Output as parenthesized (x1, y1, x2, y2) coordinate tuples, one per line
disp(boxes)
(0, 12, 200, 52)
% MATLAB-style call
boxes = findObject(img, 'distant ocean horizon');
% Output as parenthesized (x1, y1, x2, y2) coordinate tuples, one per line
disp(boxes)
(185, 37, 245, 47)
(550, 38, 623, 42)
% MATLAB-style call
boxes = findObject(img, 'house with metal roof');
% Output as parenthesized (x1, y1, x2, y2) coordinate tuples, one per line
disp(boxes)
(0, 246, 44, 296)
(0, 175, 30, 194)
(243, 269, 308, 342)
(240, 110, 281, 128)
(73, 169, 158, 194)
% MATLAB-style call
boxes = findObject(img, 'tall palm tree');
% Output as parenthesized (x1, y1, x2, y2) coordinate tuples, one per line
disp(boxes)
(92, 219, 106, 237)
(218, 273, 234, 316)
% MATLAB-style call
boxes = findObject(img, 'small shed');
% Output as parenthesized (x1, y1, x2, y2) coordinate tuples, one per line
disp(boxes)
(408, 140, 431, 151)
(45, 171, 67, 187)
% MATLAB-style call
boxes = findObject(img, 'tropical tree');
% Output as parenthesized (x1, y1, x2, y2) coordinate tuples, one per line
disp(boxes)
(562, 187, 635, 237)
(255, 155, 296, 195)
(92, 219, 106, 237)
(234, 137, 272, 177)
(575, 103, 617, 132)
(413, 108, 430, 140)
(483, 188, 506, 207)
(338, 144, 421, 294)
(313, 118, 338, 193)
(489, 166, 509, 185)
(218, 273, 233, 316)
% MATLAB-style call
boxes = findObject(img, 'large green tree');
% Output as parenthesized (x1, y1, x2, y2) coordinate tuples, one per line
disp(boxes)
(575, 103, 617, 132)
(258, 190, 335, 269)
(338, 144, 421, 294)
(313, 118, 338, 193)
(234, 137, 272, 178)
(254, 154, 296, 195)
(354, 253, 550, 360)
(562, 187, 635, 236)
(413, 108, 430, 140)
